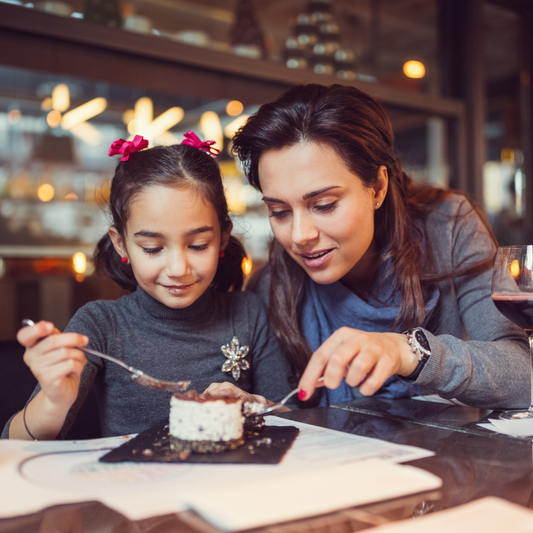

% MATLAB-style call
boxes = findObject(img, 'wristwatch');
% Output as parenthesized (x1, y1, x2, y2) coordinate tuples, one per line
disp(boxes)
(402, 327, 431, 381)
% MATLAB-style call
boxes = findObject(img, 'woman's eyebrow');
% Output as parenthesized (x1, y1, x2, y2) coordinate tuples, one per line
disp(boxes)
(262, 186, 340, 204)
(302, 186, 340, 200)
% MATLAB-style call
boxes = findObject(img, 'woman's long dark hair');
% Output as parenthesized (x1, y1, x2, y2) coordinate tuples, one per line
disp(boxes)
(232, 83, 496, 377)
(94, 143, 245, 293)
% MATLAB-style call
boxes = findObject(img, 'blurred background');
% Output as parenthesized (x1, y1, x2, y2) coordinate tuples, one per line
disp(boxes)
(0, 0, 531, 340)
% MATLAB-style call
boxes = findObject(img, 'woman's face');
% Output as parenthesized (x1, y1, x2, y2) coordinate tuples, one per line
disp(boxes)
(258, 142, 387, 289)
(110, 185, 229, 309)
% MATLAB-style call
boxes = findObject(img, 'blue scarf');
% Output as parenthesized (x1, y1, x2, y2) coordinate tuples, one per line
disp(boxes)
(301, 261, 440, 406)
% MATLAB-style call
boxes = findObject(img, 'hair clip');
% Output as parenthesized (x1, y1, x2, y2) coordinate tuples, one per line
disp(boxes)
(108, 135, 149, 161)
(181, 130, 220, 158)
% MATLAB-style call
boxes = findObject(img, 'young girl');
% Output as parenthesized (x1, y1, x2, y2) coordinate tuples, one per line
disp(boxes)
(4, 132, 294, 440)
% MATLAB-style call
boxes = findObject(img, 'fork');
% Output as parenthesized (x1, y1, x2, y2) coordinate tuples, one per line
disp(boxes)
(260, 377, 325, 416)
(21, 319, 191, 392)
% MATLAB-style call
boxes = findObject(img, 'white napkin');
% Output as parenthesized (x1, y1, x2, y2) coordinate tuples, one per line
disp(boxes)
(371, 497, 533, 533)
(184, 458, 442, 531)
(478, 417, 533, 437)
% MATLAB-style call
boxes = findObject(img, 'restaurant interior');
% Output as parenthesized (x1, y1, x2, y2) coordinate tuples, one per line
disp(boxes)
(1, 0, 533, 531)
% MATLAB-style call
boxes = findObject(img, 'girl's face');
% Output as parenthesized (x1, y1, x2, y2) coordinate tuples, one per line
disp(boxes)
(258, 142, 388, 290)
(110, 185, 229, 309)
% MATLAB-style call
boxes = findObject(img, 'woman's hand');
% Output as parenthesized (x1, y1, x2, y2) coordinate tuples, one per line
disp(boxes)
(17, 320, 89, 409)
(203, 382, 270, 407)
(298, 327, 419, 401)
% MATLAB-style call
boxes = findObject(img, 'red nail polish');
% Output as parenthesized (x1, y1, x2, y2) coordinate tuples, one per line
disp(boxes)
(298, 389, 306, 400)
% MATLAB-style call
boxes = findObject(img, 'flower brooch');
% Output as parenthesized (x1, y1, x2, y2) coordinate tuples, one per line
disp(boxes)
(221, 336, 249, 381)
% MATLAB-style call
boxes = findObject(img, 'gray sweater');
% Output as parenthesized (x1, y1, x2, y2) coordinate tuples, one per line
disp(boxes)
(252, 195, 530, 409)
(2, 287, 294, 438)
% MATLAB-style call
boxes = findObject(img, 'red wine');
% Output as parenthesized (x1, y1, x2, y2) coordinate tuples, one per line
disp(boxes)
(492, 292, 533, 332)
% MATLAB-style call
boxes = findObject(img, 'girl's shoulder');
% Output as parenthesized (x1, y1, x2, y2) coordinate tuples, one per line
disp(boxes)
(65, 292, 134, 332)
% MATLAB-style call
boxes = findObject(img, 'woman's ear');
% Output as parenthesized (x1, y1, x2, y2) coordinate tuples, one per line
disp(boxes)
(373, 166, 389, 207)
(108, 227, 127, 258)
(220, 221, 233, 252)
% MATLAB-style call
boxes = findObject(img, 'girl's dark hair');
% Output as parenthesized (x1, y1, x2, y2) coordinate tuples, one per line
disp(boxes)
(232, 83, 496, 377)
(94, 143, 245, 293)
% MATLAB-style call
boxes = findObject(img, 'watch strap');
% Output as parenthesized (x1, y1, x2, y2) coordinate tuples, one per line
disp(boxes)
(402, 327, 431, 381)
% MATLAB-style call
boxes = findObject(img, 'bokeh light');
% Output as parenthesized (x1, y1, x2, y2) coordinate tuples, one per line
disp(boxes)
(37, 183, 55, 202)
(403, 60, 426, 79)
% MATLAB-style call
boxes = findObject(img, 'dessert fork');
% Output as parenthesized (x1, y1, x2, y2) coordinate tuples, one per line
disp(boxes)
(21, 319, 190, 392)
(261, 377, 324, 416)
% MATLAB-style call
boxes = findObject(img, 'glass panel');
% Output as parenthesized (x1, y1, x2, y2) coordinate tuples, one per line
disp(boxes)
(386, 106, 449, 187)
(482, 3, 527, 246)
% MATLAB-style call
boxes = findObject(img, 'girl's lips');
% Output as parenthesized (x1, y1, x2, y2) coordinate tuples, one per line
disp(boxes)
(163, 283, 195, 294)
(298, 249, 334, 268)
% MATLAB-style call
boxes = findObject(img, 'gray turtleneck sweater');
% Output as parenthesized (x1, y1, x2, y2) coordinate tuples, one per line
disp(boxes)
(2, 287, 294, 439)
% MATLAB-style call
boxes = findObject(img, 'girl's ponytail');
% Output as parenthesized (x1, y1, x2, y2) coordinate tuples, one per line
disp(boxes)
(212, 235, 246, 292)
(93, 232, 137, 292)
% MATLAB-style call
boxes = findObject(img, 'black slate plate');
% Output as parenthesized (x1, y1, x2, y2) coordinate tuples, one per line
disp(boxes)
(99, 422, 300, 464)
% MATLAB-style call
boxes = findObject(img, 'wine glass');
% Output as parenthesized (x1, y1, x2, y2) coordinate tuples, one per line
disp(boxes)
(492, 245, 533, 420)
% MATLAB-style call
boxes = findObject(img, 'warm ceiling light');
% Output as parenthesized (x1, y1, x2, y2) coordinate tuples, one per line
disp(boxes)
(143, 107, 184, 141)
(241, 256, 253, 276)
(200, 111, 223, 152)
(65, 193, 78, 200)
(403, 60, 426, 79)
(69, 122, 102, 146)
(61, 97, 107, 130)
(37, 183, 55, 202)
(123, 109, 135, 125)
(52, 84, 70, 112)
(224, 114, 250, 139)
(135, 97, 153, 131)
(41, 97, 53, 111)
(7, 109, 21, 124)
(72, 252, 87, 274)
(226, 100, 244, 116)
(47, 110, 62, 128)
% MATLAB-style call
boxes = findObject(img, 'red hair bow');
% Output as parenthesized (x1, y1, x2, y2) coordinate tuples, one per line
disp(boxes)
(181, 130, 220, 158)
(108, 135, 149, 161)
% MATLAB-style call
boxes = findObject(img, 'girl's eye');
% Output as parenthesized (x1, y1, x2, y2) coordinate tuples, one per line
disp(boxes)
(315, 202, 337, 213)
(269, 210, 290, 219)
(190, 244, 208, 251)
(142, 247, 162, 254)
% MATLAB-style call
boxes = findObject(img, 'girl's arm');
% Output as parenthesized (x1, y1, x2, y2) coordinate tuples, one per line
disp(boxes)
(8, 321, 88, 440)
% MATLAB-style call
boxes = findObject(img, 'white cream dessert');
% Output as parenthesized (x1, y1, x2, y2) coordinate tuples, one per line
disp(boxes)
(169, 391, 245, 453)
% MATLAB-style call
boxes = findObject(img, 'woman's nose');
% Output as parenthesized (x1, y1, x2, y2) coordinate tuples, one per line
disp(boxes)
(291, 211, 319, 245)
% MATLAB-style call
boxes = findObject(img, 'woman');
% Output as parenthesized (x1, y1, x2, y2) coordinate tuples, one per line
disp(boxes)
(216, 83, 528, 409)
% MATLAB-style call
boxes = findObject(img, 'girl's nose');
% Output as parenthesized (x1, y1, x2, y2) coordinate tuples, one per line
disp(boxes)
(292, 211, 319, 245)
(166, 250, 190, 278)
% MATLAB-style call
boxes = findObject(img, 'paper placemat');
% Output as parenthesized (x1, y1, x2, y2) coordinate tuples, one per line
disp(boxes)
(184, 458, 442, 531)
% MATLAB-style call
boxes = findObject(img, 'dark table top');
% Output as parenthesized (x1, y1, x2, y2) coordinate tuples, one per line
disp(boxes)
(1, 398, 532, 533)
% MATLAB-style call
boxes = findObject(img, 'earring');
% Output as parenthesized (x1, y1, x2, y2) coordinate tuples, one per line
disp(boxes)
(375, 202, 380, 207)
(121, 257, 128, 264)
(219, 251, 225, 258)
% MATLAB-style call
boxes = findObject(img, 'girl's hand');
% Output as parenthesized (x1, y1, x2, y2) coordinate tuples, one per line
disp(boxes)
(17, 321, 89, 409)
(298, 327, 419, 401)
(203, 382, 270, 407)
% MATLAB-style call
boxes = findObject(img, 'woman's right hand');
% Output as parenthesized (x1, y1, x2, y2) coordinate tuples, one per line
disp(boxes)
(17, 321, 89, 409)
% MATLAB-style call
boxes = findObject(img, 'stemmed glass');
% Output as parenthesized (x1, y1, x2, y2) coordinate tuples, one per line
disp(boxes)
(492, 245, 533, 420)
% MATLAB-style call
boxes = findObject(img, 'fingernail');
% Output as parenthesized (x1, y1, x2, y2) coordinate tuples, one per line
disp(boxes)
(298, 389, 306, 400)
(83, 336, 89, 343)
(45, 323, 53, 331)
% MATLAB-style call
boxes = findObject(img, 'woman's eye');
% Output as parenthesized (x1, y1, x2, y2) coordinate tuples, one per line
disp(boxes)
(142, 247, 162, 254)
(269, 210, 290, 219)
(315, 202, 337, 213)
(190, 244, 208, 251)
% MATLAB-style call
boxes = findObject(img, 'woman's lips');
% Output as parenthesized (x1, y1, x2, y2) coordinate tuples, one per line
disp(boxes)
(297, 249, 334, 268)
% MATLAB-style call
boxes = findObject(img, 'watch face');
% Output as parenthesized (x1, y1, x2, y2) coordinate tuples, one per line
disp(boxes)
(414, 329, 430, 351)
